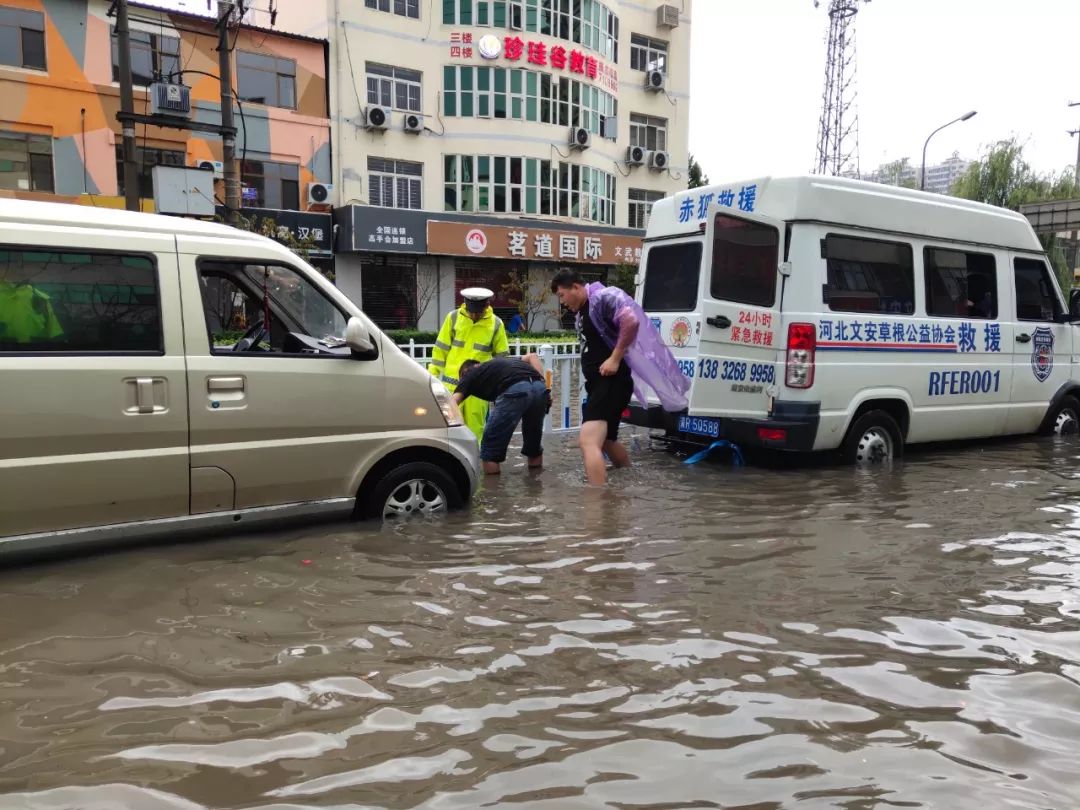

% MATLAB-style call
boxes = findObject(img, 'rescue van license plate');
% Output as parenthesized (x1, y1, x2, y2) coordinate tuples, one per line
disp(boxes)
(678, 416, 721, 438)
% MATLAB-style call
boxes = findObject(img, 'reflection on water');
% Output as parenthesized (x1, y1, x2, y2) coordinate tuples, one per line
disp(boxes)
(4, 432, 1080, 808)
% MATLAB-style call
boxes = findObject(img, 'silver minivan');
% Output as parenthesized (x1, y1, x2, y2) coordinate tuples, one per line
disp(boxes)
(0, 200, 480, 557)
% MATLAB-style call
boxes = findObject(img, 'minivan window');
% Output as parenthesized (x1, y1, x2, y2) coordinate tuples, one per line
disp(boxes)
(709, 214, 778, 307)
(642, 241, 702, 312)
(825, 234, 914, 315)
(199, 261, 348, 354)
(0, 248, 160, 353)
(924, 247, 997, 319)
(1014, 258, 1060, 322)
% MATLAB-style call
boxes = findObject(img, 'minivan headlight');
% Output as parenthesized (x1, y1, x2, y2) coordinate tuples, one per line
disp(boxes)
(430, 377, 464, 427)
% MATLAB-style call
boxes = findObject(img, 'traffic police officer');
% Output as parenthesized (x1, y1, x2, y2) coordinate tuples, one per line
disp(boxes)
(429, 287, 510, 440)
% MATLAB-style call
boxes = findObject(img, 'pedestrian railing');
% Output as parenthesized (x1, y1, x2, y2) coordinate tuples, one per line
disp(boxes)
(399, 340, 585, 433)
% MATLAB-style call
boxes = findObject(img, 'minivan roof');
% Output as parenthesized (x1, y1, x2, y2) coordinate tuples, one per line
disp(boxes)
(648, 175, 1044, 253)
(0, 198, 266, 243)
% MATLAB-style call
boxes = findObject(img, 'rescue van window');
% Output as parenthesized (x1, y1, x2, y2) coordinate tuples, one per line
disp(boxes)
(709, 214, 779, 307)
(642, 241, 702, 312)
(924, 247, 997, 319)
(0, 247, 161, 354)
(1014, 258, 1060, 322)
(824, 234, 914, 315)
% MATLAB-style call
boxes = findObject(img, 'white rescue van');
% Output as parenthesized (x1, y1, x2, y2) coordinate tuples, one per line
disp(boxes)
(628, 175, 1080, 463)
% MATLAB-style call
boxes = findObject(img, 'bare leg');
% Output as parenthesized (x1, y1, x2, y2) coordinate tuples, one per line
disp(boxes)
(527, 455, 543, 468)
(483, 461, 501, 475)
(579, 421, 609, 485)
(603, 439, 631, 469)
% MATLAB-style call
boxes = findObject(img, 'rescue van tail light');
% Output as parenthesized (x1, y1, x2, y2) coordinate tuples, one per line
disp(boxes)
(785, 322, 816, 389)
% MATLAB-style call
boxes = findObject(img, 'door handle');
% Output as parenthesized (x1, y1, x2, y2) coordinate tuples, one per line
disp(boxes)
(1016, 333, 1032, 344)
(207, 376, 245, 392)
(134, 377, 154, 414)
(706, 315, 732, 329)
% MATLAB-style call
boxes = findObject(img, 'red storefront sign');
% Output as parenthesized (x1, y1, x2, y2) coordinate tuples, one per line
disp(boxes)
(449, 32, 618, 93)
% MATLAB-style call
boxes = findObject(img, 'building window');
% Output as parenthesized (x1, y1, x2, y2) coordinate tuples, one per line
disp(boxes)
(513, 0, 618, 61)
(369, 157, 422, 209)
(0, 6, 45, 70)
(443, 65, 615, 134)
(628, 188, 664, 230)
(365, 0, 420, 19)
(366, 63, 422, 112)
(111, 28, 180, 87)
(443, 0, 508, 26)
(630, 33, 667, 73)
(241, 159, 300, 209)
(444, 154, 614, 224)
(115, 145, 186, 199)
(236, 51, 296, 109)
(629, 113, 667, 152)
(0, 249, 160, 353)
(0, 131, 53, 192)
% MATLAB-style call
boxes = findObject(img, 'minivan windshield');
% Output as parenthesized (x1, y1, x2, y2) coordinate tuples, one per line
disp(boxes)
(641, 241, 703, 311)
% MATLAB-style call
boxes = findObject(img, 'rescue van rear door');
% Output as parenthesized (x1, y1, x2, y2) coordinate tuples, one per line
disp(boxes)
(639, 238, 703, 382)
(689, 206, 786, 424)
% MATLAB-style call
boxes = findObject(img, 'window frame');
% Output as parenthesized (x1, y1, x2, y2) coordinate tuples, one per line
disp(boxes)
(0, 245, 164, 357)
(628, 187, 664, 230)
(368, 157, 423, 210)
(115, 144, 186, 200)
(236, 50, 297, 110)
(629, 113, 668, 152)
(630, 33, 667, 73)
(823, 232, 916, 316)
(110, 26, 180, 87)
(0, 130, 54, 193)
(922, 245, 998, 320)
(365, 0, 421, 19)
(0, 6, 46, 70)
(196, 258, 353, 358)
(366, 62, 422, 112)
(240, 159, 301, 210)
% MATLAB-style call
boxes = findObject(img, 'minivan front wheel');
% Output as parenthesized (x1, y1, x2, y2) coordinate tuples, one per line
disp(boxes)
(364, 462, 462, 520)
(1042, 396, 1080, 437)
(841, 410, 903, 466)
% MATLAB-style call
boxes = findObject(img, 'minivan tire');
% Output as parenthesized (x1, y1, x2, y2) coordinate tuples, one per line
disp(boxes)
(362, 462, 464, 520)
(841, 410, 904, 466)
(1042, 395, 1080, 437)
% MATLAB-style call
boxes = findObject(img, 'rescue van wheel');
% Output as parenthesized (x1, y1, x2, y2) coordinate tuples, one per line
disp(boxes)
(1044, 396, 1080, 437)
(365, 462, 462, 520)
(842, 410, 903, 466)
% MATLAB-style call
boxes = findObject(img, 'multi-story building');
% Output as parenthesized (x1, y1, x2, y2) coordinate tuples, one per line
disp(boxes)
(865, 152, 971, 196)
(0, 0, 333, 268)
(329, 0, 692, 331)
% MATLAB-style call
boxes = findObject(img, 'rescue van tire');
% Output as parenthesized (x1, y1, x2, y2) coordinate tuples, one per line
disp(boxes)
(364, 462, 463, 520)
(841, 410, 903, 466)
(1042, 395, 1080, 437)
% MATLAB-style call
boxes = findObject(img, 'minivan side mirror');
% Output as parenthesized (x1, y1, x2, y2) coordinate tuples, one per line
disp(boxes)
(345, 316, 378, 358)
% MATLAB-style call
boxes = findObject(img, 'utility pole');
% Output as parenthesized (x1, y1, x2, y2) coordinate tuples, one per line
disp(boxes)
(218, 0, 241, 224)
(115, 0, 140, 211)
(1068, 103, 1080, 280)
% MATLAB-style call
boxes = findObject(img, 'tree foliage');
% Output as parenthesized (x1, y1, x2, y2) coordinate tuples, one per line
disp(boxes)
(688, 153, 709, 189)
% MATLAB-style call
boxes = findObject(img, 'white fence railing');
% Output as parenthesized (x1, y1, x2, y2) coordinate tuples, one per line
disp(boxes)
(400, 341, 585, 433)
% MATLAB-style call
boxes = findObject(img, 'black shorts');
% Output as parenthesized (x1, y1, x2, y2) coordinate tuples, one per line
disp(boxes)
(582, 373, 634, 442)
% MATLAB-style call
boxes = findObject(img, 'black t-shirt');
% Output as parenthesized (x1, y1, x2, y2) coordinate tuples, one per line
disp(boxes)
(455, 357, 543, 402)
(579, 302, 631, 384)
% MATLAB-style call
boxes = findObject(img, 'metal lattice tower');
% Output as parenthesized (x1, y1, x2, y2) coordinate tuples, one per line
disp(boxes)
(813, 0, 869, 176)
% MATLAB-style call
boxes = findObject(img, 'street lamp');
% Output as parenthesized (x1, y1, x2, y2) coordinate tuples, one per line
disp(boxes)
(921, 110, 977, 191)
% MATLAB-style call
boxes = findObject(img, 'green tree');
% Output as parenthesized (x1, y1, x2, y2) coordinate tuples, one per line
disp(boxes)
(688, 153, 709, 189)
(608, 261, 638, 297)
(952, 138, 1080, 289)
(879, 157, 917, 189)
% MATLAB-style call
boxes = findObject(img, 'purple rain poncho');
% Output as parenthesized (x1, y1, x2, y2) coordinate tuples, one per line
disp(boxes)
(580, 282, 690, 412)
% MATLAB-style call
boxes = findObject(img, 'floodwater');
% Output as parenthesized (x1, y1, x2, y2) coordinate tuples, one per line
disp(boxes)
(4, 432, 1080, 809)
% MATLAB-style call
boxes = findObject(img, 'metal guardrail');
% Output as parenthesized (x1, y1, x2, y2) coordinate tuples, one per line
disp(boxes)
(401, 341, 585, 433)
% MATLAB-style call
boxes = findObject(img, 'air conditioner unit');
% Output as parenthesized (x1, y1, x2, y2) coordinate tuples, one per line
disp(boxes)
(645, 69, 666, 93)
(363, 105, 391, 130)
(403, 112, 424, 133)
(657, 4, 680, 28)
(307, 182, 334, 206)
(649, 150, 670, 171)
(150, 82, 191, 116)
(569, 126, 591, 150)
(195, 159, 224, 178)
(626, 145, 646, 166)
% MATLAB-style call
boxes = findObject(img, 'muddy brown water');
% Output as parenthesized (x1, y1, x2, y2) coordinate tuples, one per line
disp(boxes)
(3, 432, 1080, 809)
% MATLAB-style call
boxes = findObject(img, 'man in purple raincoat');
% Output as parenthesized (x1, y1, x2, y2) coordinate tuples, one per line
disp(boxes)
(551, 270, 690, 485)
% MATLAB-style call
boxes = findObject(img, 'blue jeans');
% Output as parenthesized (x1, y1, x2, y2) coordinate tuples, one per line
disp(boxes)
(480, 380, 547, 463)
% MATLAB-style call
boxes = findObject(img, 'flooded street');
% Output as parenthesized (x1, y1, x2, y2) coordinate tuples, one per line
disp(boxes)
(4, 432, 1080, 809)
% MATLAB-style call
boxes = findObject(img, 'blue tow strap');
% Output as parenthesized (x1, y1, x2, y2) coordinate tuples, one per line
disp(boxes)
(684, 440, 744, 466)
